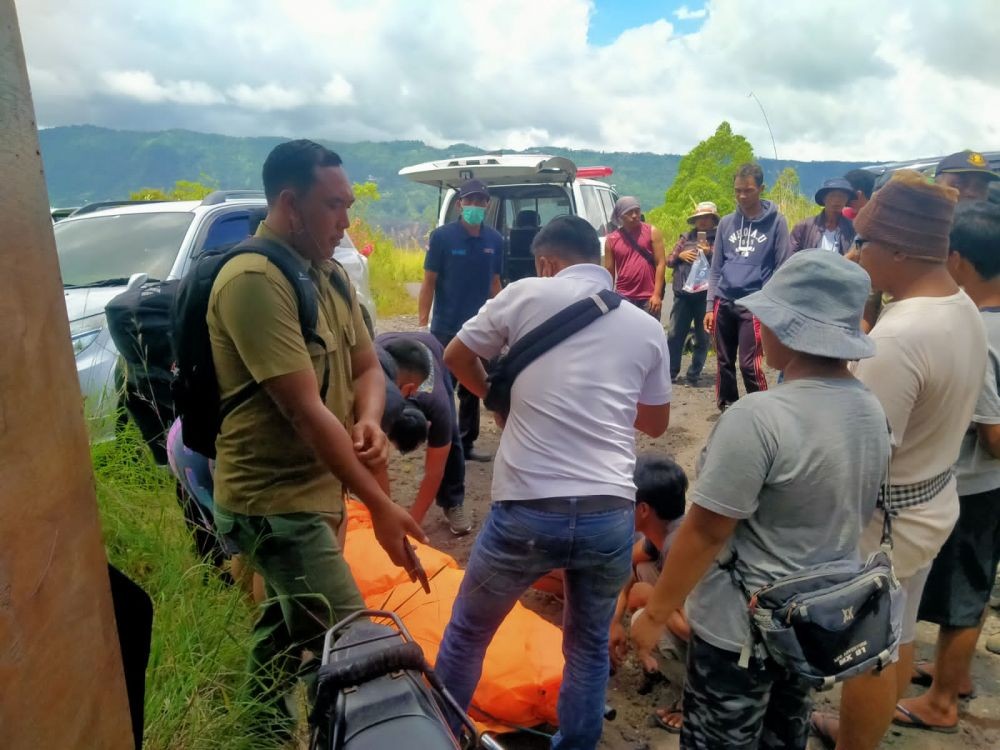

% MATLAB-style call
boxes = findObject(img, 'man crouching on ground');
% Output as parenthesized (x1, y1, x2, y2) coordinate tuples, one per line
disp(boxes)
(435, 215, 672, 749)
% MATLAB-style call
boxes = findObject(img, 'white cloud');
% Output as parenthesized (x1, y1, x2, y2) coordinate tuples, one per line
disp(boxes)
(15, 0, 1000, 161)
(227, 83, 309, 111)
(674, 5, 708, 21)
(102, 70, 224, 106)
(322, 75, 355, 106)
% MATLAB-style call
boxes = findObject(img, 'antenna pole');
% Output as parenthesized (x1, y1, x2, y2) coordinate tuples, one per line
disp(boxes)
(748, 91, 779, 161)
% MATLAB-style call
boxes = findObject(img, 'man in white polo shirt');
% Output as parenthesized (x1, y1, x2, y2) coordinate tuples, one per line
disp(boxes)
(435, 215, 672, 749)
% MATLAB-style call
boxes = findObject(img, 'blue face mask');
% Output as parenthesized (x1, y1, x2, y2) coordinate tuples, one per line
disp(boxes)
(462, 205, 486, 225)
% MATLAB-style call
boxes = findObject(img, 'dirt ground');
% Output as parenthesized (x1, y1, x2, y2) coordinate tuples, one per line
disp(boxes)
(381, 314, 1000, 750)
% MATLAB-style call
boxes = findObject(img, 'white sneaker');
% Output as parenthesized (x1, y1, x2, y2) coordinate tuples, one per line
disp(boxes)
(444, 505, 473, 536)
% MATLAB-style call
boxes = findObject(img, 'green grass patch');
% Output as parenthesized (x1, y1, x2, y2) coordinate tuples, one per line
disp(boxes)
(368, 242, 424, 317)
(94, 427, 280, 749)
(351, 219, 424, 318)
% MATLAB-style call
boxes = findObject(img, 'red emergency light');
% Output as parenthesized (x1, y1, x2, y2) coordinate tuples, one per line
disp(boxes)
(576, 166, 614, 179)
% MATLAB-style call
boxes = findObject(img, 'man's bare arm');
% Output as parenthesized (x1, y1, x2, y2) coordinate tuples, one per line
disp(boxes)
(418, 270, 437, 327)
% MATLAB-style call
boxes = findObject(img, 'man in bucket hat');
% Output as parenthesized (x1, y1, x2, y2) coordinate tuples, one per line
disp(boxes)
(811, 170, 986, 749)
(790, 178, 857, 255)
(631, 250, 890, 750)
(666, 201, 719, 384)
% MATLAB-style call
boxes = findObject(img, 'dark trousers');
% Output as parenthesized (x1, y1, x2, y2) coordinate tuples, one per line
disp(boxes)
(214, 508, 364, 715)
(682, 634, 812, 749)
(433, 330, 481, 453)
(625, 296, 661, 320)
(668, 291, 709, 379)
(713, 297, 767, 410)
(437, 372, 466, 510)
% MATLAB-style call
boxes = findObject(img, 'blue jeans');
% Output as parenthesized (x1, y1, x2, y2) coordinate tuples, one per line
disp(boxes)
(435, 500, 634, 749)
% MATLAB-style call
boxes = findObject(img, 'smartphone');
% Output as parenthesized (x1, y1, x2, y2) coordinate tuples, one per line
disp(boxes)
(697, 231, 707, 244)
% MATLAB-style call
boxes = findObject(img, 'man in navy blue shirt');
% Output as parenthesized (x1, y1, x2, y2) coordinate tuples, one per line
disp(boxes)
(376, 332, 471, 535)
(418, 179, 502, 462)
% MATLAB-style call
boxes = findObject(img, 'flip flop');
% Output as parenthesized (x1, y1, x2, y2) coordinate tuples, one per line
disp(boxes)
(649, 700, 683, 735)
(892, 704, 959, 734)
(910, 662, 976, 699)
(808, 713, 837, 750)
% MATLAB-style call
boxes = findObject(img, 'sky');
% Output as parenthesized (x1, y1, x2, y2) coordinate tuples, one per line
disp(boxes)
(15, 0, 1000, 162)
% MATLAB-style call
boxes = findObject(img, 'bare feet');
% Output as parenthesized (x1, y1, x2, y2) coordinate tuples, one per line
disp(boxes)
(808, 711, 838, 749)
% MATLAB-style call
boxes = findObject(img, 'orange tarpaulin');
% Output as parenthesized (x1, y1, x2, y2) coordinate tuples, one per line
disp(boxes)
(341, 502, 564, 732)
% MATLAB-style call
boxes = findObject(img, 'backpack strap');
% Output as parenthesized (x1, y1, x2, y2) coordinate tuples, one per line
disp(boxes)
(215, 237, 332, 417)
(501, 289, 622, 383)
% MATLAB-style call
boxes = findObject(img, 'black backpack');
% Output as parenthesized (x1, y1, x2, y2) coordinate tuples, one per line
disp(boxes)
(106, 278, 182, 463)
(171, 237, 354, 458)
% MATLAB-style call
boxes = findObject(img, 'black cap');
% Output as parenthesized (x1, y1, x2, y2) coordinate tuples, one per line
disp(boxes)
(814, 178, 856, 206)
(935, 150, 998, 181)
(457, 179, 490, 199)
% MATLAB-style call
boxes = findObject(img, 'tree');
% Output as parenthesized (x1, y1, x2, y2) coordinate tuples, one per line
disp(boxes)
(129, 177, 216, 201)
(351, 180, 381, 221)
(765, 167, 815, 229)
(646, 122, 755, 241)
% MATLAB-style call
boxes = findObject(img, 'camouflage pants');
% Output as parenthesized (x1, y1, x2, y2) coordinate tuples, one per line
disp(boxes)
(681, 634, 812, 750)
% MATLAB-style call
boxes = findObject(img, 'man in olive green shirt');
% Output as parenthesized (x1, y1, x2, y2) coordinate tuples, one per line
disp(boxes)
(208, 140, 425, 734)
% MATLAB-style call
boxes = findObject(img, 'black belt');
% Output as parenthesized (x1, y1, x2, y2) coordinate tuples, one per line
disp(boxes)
(498, 495, 633, 514)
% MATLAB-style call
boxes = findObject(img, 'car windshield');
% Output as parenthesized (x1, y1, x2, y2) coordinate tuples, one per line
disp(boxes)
(55, 212, 193, 287)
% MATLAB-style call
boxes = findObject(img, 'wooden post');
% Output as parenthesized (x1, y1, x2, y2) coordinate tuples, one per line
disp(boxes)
(0, 3, 134, 747)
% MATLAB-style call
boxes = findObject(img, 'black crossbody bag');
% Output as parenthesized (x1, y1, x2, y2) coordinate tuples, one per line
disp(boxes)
(483, 289, 622, 419)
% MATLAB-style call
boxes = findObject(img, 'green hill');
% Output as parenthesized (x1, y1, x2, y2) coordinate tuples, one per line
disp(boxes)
(39, 125, 873, 237)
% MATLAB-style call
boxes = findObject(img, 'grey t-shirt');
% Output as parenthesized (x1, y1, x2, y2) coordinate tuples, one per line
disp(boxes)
(955, 309, 1000, 497)
(684, 378, 890, 653)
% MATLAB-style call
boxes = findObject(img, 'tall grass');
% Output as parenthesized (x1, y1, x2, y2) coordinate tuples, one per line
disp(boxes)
(351, 219, 425, 318)
(93, 426, 280, 750)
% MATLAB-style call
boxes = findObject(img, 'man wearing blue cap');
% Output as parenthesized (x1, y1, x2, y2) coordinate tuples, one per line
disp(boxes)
(418, 179, 503, 473)
(790, 178, 857, 254)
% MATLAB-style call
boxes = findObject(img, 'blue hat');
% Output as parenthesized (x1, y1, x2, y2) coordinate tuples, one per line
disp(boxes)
(935, 150, 998, 180)
(457, 179, 490, 199)
(815, 178, 856, 206)
(737, 251, 875, 360)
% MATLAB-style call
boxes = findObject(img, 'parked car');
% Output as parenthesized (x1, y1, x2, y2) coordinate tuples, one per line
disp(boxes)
(863, 150, 1000, 189)
(399, 154, 619, 284)
(50, 207, 80, 222)
(55, 190, 376, 442)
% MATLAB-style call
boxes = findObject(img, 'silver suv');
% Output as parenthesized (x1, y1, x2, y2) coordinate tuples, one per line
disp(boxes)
(55, 191, 375, 442)
(400, 154, 619, 283)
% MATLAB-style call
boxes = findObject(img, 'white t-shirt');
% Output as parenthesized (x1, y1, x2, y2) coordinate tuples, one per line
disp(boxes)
(457, 263, 672, 501)
(820, 229, 840, 252)
(853, 292, 987, 577)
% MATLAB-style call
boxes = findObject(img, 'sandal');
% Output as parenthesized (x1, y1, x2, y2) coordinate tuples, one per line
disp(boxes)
(892, 703, 959, 734)
(650, 700, 683, 734)
(910, 661, 976, 699)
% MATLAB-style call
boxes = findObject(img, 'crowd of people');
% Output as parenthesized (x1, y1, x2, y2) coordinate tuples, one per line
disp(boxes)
(160, 139, 1000, 750)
